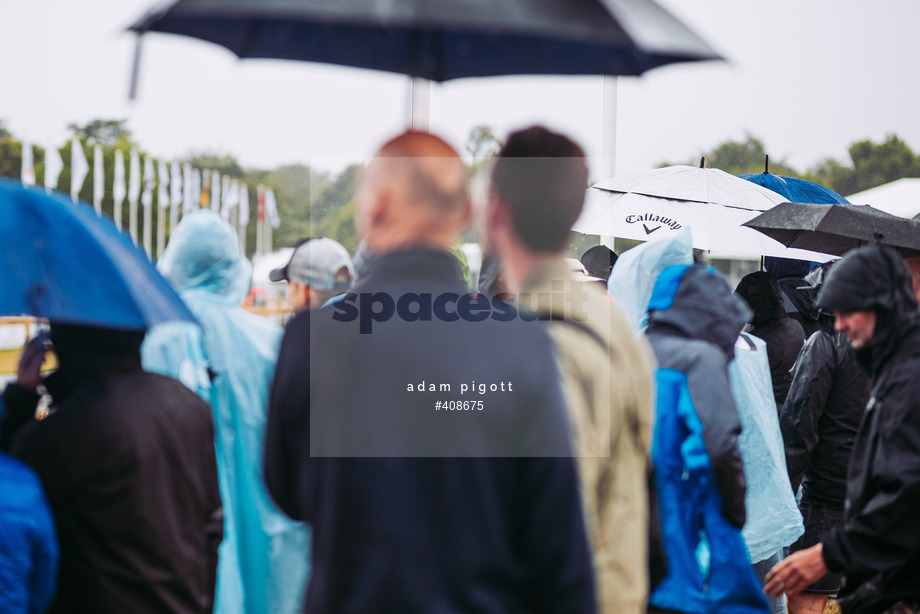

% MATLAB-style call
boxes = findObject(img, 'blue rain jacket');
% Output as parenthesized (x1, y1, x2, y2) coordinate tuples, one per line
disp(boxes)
(645, 264, 768, 614)
(0, 452, 58, 614)
(610, 231, 803, 563)
(143, 210, 309, 614)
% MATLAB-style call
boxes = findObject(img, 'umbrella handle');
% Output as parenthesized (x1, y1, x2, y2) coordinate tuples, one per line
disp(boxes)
(129, 35, 144, 101)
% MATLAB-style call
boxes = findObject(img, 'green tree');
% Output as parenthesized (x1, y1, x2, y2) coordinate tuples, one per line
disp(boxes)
(67, 119, 132, 147)
(705, 135, 799, 176)
(0, 120, 11, 139)
(806, 134, 920, 196)
(660, 134, 800, 176)
(466, 125, 502, 167)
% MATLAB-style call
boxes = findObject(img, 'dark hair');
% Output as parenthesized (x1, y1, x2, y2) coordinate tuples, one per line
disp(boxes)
(490, 126, 588, 252)
(735, 271, 785, 325)
(581, 245, 618, 281)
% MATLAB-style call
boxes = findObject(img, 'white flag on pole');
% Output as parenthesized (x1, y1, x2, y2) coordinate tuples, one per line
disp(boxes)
(191, 168, 202, 209)
(21, 140, 35, 186)
(265, 187, 281, 228)
(211, 171, 221, 211)
(238, 182, 250, 226)
(113, 149, 126, 229)
(93, 144, 104, 213)
(128, 149, 141, 204)
(158, 159, 170, 209)
(142, 156, 155, 209)
(70, 138, 89, 202)
(222, 177, 239, 220)
(183, 163, 193, 212)
(170, 161, 183, 210)
(44, 143, 63, 194)
(220, 174, 231, 219)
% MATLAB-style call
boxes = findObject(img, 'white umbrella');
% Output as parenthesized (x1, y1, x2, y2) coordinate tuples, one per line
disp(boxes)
(573, 164, 832, 260)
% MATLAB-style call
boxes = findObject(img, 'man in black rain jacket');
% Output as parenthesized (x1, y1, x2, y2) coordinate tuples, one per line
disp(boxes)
(765, 245, 920, 614)
(1, 324, 222, 614)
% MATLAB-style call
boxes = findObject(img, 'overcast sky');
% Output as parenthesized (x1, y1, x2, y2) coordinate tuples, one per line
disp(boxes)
(3, 0, 920, 180)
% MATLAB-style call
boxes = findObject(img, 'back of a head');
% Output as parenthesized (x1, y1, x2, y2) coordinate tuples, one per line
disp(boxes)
(735, 271, 786, 325)
(271, 237, 354, 292)
(816, 245, 918, 315)
(490, 126, 588, 253)
(158, 209, 251, 301)
(357, 131, 470, 252)
(49, 322, 145, 376)
(374, 130, 469, 216)
(648, 264, 752, 358)
(581, 245, 618, 281)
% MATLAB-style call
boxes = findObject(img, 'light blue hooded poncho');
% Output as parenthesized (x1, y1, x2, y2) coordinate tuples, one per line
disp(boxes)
(608, 229, 802, 566)
(143, 210, 309, 614)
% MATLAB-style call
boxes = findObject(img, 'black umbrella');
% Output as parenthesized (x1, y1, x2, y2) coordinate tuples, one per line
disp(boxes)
(743, 201, 920, 258)
(128, 0, 721, 82)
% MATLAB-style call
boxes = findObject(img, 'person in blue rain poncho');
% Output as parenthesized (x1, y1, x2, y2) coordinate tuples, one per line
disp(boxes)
(609, 230, 802, 614)
(143, 210, 309, 614)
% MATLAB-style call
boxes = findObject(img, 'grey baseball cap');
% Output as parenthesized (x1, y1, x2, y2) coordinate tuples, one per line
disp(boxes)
(269, 238, 355, 291)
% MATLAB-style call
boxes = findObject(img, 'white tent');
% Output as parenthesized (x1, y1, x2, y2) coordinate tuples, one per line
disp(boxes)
(847, 178, 920, 219)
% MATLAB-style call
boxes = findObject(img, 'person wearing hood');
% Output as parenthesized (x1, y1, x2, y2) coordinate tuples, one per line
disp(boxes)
(777, 261, 871, 614)
(764, 257, 822, 338)
(143, 210, 310, 614)
(645, 263, 770, 614)
(766, 245, 920, 614)
(735, 272, 807, 412)
(2, 324, 221, 613)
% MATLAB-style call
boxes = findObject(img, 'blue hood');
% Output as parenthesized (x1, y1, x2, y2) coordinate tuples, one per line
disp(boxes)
(157, 209, 251, 304)
(647, 264, 752, 359)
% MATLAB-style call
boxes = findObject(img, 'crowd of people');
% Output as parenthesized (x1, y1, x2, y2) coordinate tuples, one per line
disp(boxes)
(1, 125, 919, 614)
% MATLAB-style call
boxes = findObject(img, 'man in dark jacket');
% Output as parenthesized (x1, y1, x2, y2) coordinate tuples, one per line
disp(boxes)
(264, 130, 595, 614)
(766, 245, 920, 614)
(1, 324, 222, 614)
(779, 262, 870, 614)
(644, 263, 769, 614)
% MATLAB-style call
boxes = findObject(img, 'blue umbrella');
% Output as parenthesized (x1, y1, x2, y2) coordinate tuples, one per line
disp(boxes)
(738, 156, 850, 205)
(0, 178, 196, 330)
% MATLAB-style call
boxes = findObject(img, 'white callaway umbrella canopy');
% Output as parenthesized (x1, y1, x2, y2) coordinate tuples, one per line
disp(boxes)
(572, 165, 833, 260)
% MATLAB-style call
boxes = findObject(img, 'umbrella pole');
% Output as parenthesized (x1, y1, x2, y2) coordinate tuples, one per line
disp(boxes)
(600, 76, 618, 252)
(408, 77, 430, 131)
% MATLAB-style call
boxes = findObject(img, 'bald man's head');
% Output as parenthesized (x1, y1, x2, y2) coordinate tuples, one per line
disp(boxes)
(356, 131, 471, 253)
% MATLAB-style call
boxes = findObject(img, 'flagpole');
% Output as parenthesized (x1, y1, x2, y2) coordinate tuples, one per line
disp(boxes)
(113, 149, 126, 231)
(71, 138, 89, 204)
(141, 156, 154, 257)
(128, 149, 141, 242)
(408, 77, 430, 130)
(157, 160, 169, 259)
(157, 201, 167, 258)
(601, 75, 618, 252)
(256, 185, 265, 256)
(170, 161, 182, 234)
(93, 144, 104, 214)
(238, 182, 249, 254)
(21, 140, 35, 186)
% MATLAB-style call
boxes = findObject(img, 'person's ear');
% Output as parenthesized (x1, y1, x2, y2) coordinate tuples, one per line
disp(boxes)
(486, 194, 509, 229)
